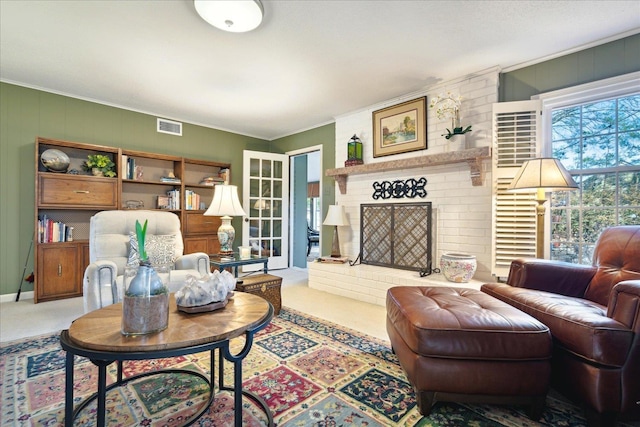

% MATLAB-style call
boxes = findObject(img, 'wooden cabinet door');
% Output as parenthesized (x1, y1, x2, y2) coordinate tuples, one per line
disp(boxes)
(80, 241, 91, 278)
(184, 236, 220, 256)
(36, 245, 81, 302)
(184, 237, 209, 255)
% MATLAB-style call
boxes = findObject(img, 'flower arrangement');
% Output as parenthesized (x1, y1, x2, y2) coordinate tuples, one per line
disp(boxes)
(82, 154, 116, 177)
(122, 219, 169, 335)
(429, 92, 472, 140)
(125, 219, 168, 298)
(136, 219, 149, 265)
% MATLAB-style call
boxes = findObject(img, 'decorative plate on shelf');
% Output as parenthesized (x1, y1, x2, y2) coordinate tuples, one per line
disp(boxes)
(40, 149, 70, 173)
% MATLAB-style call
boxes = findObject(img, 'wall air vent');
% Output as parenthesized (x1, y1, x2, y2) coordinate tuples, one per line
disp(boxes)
(157, 118, 182, 136)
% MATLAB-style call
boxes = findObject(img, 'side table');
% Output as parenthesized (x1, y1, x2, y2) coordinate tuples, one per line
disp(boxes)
(60, 293, 273, 427)
(210, 254, 268, 277)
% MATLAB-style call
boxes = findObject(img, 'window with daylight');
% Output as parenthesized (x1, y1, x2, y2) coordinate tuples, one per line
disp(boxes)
(549, 93, 640, 264)
(307, 197, 321, 230)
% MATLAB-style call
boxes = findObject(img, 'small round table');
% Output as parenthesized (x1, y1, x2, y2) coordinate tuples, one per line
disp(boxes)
(60, 292, 273, 427)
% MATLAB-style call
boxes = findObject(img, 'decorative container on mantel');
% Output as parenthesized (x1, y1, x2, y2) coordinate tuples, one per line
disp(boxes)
(440, 252, 477, 283)
(121, 263, 170, 336)
(447, 133, 467, 152)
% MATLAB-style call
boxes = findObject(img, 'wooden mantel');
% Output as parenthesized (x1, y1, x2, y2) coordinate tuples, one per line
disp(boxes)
(326, 146, 492, 194)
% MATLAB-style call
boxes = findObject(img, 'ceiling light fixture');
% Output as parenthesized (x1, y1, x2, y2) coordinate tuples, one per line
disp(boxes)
(194, 0, 264, 33)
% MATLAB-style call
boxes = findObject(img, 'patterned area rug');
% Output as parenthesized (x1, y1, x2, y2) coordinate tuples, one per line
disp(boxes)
(0, 307, 632, 426)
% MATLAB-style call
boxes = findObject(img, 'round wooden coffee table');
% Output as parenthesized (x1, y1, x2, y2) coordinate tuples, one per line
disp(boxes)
(60, 292, 273, 427)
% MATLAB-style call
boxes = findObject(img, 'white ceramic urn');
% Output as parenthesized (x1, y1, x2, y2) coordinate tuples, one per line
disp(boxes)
(440, 252, 477, 283)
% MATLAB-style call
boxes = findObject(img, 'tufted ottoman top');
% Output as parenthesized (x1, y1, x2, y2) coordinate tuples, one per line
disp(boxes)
(386, 286, 552, 361)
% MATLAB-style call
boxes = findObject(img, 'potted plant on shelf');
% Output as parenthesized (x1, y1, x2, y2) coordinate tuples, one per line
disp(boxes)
(429, 93, 472, 144)
(121, 220, 170, 335)
(83, 154, 116, 177)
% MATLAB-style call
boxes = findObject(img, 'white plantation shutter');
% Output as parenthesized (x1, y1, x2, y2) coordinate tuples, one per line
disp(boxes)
(491, 100, 542, 278)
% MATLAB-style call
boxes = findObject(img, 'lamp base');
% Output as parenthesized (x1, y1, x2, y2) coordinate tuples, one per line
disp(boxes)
(535, 195, 546, 259)
(217, 216, 235, 255)
(330, 225, 342, 258)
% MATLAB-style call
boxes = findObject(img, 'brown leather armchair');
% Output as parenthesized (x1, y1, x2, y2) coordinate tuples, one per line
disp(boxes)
(482, 226, 640, 426)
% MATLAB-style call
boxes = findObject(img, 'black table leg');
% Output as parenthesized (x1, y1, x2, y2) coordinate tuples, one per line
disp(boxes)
(210, 348, 216, 397)
(222, 327, 274, 427)
(64, 349, 74, 427)
(92, 360, 111, 427)
(218, 348, 225, 390)
(233, 357, 242, 427)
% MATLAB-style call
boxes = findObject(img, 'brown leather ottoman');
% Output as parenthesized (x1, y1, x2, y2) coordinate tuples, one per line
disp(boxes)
(386, 286, 552, 419)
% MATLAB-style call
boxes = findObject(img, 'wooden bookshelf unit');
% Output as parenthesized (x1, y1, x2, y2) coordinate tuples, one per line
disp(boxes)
(34, 137, 230, 303)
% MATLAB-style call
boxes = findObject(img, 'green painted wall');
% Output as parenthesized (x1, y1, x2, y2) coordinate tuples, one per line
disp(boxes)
(0, 82, 268, 296)
(500, 34, 640, 101)
(271, 123, 336, 257)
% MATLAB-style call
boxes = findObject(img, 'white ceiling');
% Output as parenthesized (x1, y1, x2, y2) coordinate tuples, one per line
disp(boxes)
(1, 1, 639, 141)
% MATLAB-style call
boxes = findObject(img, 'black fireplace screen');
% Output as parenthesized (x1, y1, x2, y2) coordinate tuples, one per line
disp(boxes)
(360, 202, 432, 271)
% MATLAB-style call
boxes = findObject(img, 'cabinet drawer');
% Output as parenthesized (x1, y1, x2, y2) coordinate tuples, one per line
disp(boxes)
(39, 174, 117, 208)
(184, 212, 221, 235)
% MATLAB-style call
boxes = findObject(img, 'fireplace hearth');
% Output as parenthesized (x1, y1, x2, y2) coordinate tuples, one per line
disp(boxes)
(358, 202, 432, 272)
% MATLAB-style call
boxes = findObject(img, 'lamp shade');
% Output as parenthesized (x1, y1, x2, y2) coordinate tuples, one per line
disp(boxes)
(194, 0, 263, 33)
(204, 184, 246, 217)
(507, 158, 578, 192)
(253, 199, 269, 210)
(323, 205, 349, 226)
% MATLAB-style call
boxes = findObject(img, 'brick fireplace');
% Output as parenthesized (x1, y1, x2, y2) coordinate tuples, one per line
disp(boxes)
(308, 68, 498, 305)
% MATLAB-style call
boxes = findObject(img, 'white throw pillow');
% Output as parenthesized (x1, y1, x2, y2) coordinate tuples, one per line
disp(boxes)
(128, 232, 177, 267)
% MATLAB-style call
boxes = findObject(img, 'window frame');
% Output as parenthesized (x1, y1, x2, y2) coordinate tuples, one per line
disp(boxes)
(534, 71, 640, 262)
(536, 72, 640, 156)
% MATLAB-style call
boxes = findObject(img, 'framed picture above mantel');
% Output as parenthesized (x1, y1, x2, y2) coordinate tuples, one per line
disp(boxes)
(373, 97, 427, 158)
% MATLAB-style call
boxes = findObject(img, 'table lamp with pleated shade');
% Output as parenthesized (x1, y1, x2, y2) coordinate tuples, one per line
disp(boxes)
(204, 184, 246, 255)
(323, 205, 349, 257)
(508, 158, 578, 258)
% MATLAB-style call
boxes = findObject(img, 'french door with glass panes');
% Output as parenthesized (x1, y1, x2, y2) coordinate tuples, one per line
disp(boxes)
(242, 150, 289, 270)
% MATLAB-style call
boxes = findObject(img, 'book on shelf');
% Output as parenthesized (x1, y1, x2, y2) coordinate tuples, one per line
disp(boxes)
(167, 189, 180, 210)
(38, 215, 72, 243)
(125, 157, 135, 179)
(199, 176, 224, 186)
(185, 190, 201, 210)
(121, 155, 128, 178)
(161, 176, 181, 184)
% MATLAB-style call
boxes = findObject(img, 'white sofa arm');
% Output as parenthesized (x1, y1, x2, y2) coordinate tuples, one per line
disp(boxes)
(175, 252, 210, 277)
(83, 260, 118, 313)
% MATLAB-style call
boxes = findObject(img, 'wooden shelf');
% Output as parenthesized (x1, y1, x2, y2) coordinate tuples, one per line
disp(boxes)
(325, 146, 492, 194)
(35, 136, 231, 303)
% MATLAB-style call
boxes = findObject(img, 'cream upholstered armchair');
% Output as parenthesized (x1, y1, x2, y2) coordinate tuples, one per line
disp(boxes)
(82, 210, 210, 313)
